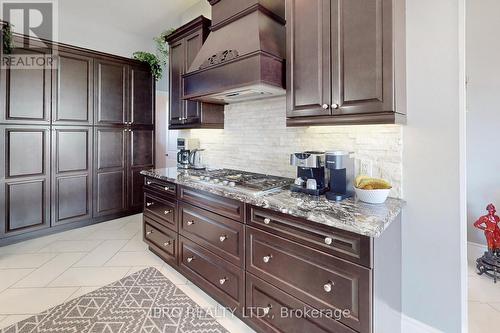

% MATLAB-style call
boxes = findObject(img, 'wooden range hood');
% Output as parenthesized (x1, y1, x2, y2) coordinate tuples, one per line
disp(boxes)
(182, 0, 286, 104)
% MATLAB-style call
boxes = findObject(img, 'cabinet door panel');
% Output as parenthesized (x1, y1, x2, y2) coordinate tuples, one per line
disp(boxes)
(130, 67, 154, 125)
(56, 130, 89, 173)
(7, 130, 46, 177)
(95, 61, 127, 125)
(333, 0, 394, 114)
(129, 129, 154, 211)
(94, 127, 127, 217)
(169, 41, 184, 126)
(0, 49, 51, 124)
(56, 175, 89, 221)
(5, 180, 48, 233)
(0, 125, 50, 238)
(96, 171, 126, 214)
(96, 129, 125, 170)
(54, 53, 93, 124)
(286, 0, 331, 117)
(52, 127, 92, 225)
(130, 129, 154, 167)
(184, 32, 203, 122)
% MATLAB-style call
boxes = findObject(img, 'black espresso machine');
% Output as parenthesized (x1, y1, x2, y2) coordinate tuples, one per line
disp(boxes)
(290, 152, 327, 196)
(290, 151, 355, 200)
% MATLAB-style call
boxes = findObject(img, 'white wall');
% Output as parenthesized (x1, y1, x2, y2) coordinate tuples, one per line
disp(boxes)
(181, 0, 212, 24)
(466, 0, 500, 244)
(403, 0, 465, 332)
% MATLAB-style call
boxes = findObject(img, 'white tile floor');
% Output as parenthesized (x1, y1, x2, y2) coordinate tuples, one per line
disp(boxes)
(3, 216, 493, 332)
(468, 242, 500, 333)
(0, 214, 255, 333)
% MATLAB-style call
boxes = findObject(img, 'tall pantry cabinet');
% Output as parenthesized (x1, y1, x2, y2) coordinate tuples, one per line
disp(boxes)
(0, 32, 155, 244)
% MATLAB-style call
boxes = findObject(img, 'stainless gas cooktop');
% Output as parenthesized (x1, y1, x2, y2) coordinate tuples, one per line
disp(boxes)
(184, 169, 293, 196)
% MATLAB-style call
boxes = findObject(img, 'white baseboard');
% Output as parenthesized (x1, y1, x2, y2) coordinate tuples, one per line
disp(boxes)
(402, 314, 444, 333)
(467, 241, 487, 250)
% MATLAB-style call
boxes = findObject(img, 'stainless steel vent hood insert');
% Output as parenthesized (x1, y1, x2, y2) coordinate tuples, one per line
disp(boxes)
(182, 0, 286, 104)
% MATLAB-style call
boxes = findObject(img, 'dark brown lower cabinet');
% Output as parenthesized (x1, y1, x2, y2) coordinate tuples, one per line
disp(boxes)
(143, 176, 402, 333)
(128, 128, 154, 211)
(0, 125, 51, 237)
(94, 127, 128, 217)
(246, 273, 356, 333)
(51, 127, 92, 225)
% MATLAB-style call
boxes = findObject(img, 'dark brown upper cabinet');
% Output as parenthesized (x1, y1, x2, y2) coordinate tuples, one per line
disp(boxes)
(130, 65, 154, 126)
(166, 16, 224, 130)
(95, 59, 128, 126)
(0, 48, 52, 125)
(286, 0, 406, 126)
(52, 51, 94, 125)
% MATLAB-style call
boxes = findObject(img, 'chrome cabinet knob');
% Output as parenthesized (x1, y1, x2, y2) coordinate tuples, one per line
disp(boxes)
(187, 257, 194, 263)
(263, 255, 272, 263)
(146, 230, 153, 235)
(164, 210, 172, 215)
(219, 277, 228, 285)
(146, 202, 154, 207)
(263, 218, 271, 225)
(163, 241, 171, 247)
(324, 281, 335, 293)
(219, 235, 228, 242)
(331, 103, 339, 109)
(146, 181, 152, 185)
(187, 220, 195, 226)
(322, 104, 329, 109)
(263, 305, 272, 315)
(324, 237, 333, 245)
(164, 187, 171, 191)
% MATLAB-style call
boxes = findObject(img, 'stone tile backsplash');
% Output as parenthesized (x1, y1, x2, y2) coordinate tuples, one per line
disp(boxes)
(179, 97, 403, 198)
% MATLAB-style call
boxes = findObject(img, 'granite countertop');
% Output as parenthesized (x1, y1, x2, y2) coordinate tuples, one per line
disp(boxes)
(141, 168, 405, 238)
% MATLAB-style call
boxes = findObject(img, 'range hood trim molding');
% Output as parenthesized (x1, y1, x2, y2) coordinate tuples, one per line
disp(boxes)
(210, 3, 286, 31)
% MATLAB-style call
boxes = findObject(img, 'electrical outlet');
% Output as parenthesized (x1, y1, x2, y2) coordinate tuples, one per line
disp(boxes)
(359, 160, 373, 176)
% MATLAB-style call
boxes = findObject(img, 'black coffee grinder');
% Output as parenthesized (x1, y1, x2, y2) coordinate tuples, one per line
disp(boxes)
(290, 152, 327, 196)
(325, 151, 355, 201)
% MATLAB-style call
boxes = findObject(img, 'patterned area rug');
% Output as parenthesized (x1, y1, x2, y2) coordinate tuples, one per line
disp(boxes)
(1, 267, 229, 333)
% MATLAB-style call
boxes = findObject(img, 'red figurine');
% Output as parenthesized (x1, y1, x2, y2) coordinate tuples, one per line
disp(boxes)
(474, 204, 500, 254)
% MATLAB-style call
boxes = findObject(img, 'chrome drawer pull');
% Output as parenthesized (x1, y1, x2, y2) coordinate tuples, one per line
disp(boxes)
(146, 181, 152, 185)
(187, 220, 195, 226)
(263, 218, 271, 225)
(219, 277, 228, 285)
(164, 187, 172, 191)
(163, 241, 171, 247)
(164, 210, 172, 215)
(187, 257, 194, 263)
(263, 255, 272, 263)
(263, 304, 272, 315)
(146, 230, 153, 235)
(219, 235, 228, 242)
(324, 281, 335, 293)
(146, 202, 154, 207)
(324, 237, 333, 245)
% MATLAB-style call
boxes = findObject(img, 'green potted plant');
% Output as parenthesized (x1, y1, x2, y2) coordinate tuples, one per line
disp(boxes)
(133, 28, 175, 81)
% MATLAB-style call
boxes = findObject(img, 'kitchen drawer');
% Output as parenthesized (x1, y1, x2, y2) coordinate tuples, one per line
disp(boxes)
(246, 273, 357, 333)
(179, 236, 244, 313)
(144, 191, 177, 232)
(246, 227, 371, 333)
(180, 202, 244, 268)
(143, 217, 178, 267)
(144, 177, 177, 199)
(247, 206, 371, 268)
(179, 186, 244, 222)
